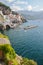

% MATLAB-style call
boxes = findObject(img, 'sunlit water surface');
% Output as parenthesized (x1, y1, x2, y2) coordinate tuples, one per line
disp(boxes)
(4, 20, 43, 65)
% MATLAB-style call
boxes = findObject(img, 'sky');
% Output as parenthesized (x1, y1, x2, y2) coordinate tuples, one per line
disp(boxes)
(0, 0, 43, 11)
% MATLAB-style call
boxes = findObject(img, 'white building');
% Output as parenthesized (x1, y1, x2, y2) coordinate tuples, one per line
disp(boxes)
(0, 11, 3, 16)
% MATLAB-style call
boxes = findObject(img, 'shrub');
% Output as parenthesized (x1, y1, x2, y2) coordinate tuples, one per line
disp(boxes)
(0, 44, 16, 65)
(22, 58, 37, 65)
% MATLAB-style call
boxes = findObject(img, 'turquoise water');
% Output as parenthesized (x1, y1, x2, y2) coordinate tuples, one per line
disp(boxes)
(4, 20, 43, 65)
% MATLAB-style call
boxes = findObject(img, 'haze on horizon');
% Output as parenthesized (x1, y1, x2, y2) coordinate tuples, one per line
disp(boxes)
(0, 0, 43, 11)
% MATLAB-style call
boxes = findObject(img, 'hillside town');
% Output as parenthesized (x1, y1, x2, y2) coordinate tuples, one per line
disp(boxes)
(0, 10, 27, 30)
(0, 2, 27, 30)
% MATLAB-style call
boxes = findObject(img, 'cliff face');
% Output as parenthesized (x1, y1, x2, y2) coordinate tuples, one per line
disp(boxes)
(0, 33, 37, 65)
(0, 2, 11, 15)
(0, 2, 27, 23)
(0, 2, 27, 30)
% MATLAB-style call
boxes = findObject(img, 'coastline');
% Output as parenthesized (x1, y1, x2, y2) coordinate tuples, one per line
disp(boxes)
(0, 33, 37, 65)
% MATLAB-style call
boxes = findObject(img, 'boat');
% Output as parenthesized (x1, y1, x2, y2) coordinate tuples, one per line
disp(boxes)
(24, 25, 38, 30)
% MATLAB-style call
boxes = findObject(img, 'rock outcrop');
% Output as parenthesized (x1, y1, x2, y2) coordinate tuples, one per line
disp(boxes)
(0, 2, 11, 15)
(0, 33, 37, 65)
(0, 2, 27, 31)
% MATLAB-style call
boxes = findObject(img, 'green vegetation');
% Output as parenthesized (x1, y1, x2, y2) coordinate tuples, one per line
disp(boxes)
(0, 44, 38, 65)
(0, 33, 18, 65)
(21, 58, 37, 65)
(0, 2, 11, 11)
(0, 44, 16, 65)
(0, 33, 9, 39)
(0, 33, 37, 65)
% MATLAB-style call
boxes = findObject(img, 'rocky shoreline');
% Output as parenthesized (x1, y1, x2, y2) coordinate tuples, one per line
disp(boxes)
(0, 2, 38, 65)
(0, 33, 37, 65)
(0, 2, 27, 31)
(0, 11, 27, 30)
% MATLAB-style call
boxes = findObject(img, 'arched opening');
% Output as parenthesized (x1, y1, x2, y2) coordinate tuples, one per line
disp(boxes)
(6, 25, 10, 30)
(0, 24, 4, 31)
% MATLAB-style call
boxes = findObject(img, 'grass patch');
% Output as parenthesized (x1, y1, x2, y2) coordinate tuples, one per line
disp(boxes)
(0, 33, 9, 39)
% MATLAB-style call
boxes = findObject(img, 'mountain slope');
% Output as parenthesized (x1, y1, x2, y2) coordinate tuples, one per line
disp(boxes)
(0, 2, 11, 15)
(18, 10, 43, 20)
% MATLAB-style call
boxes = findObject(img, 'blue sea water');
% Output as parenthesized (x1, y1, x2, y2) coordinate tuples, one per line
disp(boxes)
(4, 20, 43, 65)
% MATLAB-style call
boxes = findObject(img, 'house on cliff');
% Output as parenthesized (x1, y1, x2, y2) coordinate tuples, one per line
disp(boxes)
(0, 11, 4, 22)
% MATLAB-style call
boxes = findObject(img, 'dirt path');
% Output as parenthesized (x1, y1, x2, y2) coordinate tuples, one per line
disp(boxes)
(0, 38, 10, 44)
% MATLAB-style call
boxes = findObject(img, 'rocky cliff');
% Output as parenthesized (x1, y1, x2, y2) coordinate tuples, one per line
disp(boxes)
(0, 2, 27, 30)
(0, 2, 11, 15)
(0, 2, 27, 23)
(0, 33, 37, 65)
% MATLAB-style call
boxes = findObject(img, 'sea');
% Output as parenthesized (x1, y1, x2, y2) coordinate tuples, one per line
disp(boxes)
(2, 20, 43, 65)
